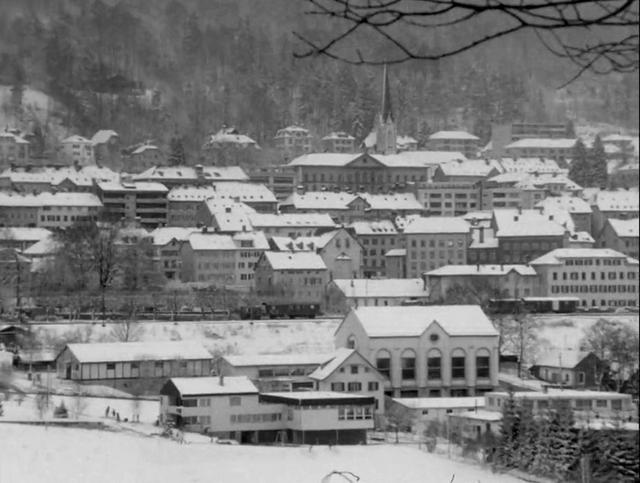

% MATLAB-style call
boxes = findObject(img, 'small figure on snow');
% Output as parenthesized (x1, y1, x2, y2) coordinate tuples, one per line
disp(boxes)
(116, 412, 121, 422)
(105, 406, 110, 418)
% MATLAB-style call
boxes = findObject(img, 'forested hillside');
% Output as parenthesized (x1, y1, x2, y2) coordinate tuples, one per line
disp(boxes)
(0, 0, 637, 161)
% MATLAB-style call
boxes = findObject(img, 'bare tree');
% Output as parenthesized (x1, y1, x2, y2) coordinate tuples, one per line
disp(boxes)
(110, 301, 144, 342)
(294, 0, 638, 83)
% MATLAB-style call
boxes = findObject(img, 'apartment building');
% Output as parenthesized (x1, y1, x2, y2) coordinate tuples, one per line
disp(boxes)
(269, 228, 362, 280)
(0, 131, 29, 168)
(96, 179, 168, 228)
(431, 159, 501, 183)
(133, 164, 249, 189)
(504, 138, 577, 161)
(348, 220, 401, 278)
(254, 251, 329, 304)
(0, 192, 102, 228)
(424, 264, 540, 301)
(0, 166, 119, 193)
(274, 125, 313, 157)
(427, 131, 480, 158)
(149, 227, 199, 280)
(403, 216, 470, 277)
(530, 248, 639, 307)
(489, 122, 570, 157)
(180, 231, 269, 289)
(598, 218, 639, 258)
(59, 135, 95, 166)
(335, 305, 500, 397)
(416, 182, 481, 216)
(247, 165, 296, 201)
(321, 132, 356, 153)
(591, 190, 639, 236)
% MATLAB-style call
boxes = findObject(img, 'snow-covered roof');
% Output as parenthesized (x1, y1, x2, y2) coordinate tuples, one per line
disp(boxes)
(497, 158, 565, 174)
(532, 350, 592, 369)
(62, 341, 211, 363)
(288, 151, 465, 169)
(150, 227, 200, 246)
(91, 130, 118, 144)
(602, 134, 634, 143)
(260, 391, 374, 402)
(426, 264, 537, 277)
(168, 183, 276, 203)
(131, 144, 159, 155)
(281, 191, 422, 212)
(21, 236, 61, 256)
(385, 248, 406, 256)
(437, 159, 501, 177)
(262, 251, 327, 270)
(0, 166, 119, 187)
(595, 190, 640, 212)
(206, 127, 258, 147)
(0, 227, 52, 242)
(330, 278, 429, 299)
(208, 204, 256, 233)
(0, 131, 29, 144)
(187, 231, 269, 251)
(489, 389, 630, 400)
(429, 130, 479, 141)
(608, 218, 639, 238)
(393, 397, 485, 410)
(348, 305, 498, 338)
(348, 220, 398, 235)
(223, 353, 332, 367)
(493, 209, 567, 238)
(61, 135, 92, 144)
(505, 138, 578, 149)
(169, 376, 257, 396)
(0, 192, 102, 207)
(403, 216, 470, 234)
(249, 213, 335, 229)
(275, 125, 311, 136)
(530, 248, 636, 265)
(270, 230, 343, 252)
(321, 132, 355, 141)
(134, 166, 249, 182)
(97, 181, 168, 192)
(536, 196, 592, 214)
(569, 231, 595, 244)
(308, 348, 378, 381)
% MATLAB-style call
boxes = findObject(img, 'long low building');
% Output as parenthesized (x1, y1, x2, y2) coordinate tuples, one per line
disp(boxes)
(56, 341, 213, 395)
(160, 376, 375, 444)
(326, 278, 430, 313)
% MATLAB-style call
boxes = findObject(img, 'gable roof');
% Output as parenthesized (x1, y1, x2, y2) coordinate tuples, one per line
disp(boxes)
(493, 209, 567, 238)
(262, 251, 327, 270)
(429, 130, 479, 141)
(595, 190, 640, 212)
(346, 305, 498, 338)
(61, 341, 211, 363)
(505, 138, 577, 149)
(426, 264, 537, 277)
(134, 165, 249, 182)
(168, 376, 258, 396)
(532, 350, 594, 369)
(349, 220, 398, 235)
(608, 218, 639, 238)
(536, 196, 592, 214)
(530, 248, 635, 265)
(403, 216, 470, 234)
(0, 227, 52, 242)
(223, 353, 332, 367)
(330, 278, 429, 298)
(91, 130, 118, 144)
(248, 213, 335, 229)
(150, 227, 200, 246)
(308, 348, 381, 381)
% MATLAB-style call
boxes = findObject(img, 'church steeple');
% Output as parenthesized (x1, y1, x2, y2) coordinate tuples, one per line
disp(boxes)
(375, 64, 397, 155)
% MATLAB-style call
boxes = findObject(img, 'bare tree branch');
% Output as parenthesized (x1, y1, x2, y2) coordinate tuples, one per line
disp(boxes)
(294, 0, 639, 82)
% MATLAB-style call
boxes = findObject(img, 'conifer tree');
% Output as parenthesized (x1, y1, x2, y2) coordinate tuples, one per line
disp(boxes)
(590, 135, 608, 188)
(569, 139, 589, 187)
(168, 136, 186, 166)
(495, 392, 519, 468)
(514, 405, 537, 471)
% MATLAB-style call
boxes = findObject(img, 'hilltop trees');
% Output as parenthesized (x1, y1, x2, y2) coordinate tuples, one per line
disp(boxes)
(569, 137, 609, 188)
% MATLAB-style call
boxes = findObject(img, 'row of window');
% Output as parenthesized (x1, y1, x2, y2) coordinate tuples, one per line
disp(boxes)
(337, 406, 373, 420)
(411, 239, 465, 249)
(376, 355, 491, 381)
(303, 172, 427, 184)
(551, 285, 637, 294)
(330, 381, 379, 392)
(231, 413, 282, 423)
(489, 397, 627, 411)
(409, 250, 465, 260)
(362, 237, 397, 246)
(565, 258, 625, 266)
(553, 271, 636, 281)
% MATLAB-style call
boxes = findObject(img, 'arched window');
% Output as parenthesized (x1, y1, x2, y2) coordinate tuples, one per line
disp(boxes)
(346, 335, 357, 350)
(401, 349, 416, 380)
(375, 349, 391, 380)
(427, 348, 442, 380)
(451, 348, 466, 380)
(476, 348, 491, 379)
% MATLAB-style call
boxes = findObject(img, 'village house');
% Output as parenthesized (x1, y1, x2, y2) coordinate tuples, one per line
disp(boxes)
(179, 230, 269, 289)
(254, 251, 330, 304)
(325, 278, 429, 314)
(59, 135, 95, 166)
(91, 130, 120, 166)
(536, 195, 593, 234)
(427, 131, 480, 158)
(0, 192, 102, 228)
(598, 217, 639, 258)
(247, 213, 336, 238)
(321, 132, 356, 153)
(308, 348, 386, 418)
(0, 227, 52, 251)
(133, 164, 249, 189)
(96, 178, 168, 229)
(219, 353, 333, 392)
(403, 216, 471, 277)
(274, 125, 314, 157)
(424, 264, 540, 302)
(530, 248, 639, 307)
(0, 165, 119, 193)
(590, 189, 640, 236)
(349, 220, 402, 278)
(503, 138, 577, 161)
(431, 159, 501, 184)
(0, 131, 29, 168)
(388, 396, 486, 433)
(269, 228, 362, 280)
(149, 227, 199, 280)
(195, 200, 256, 233)
(280, 191, 423, 224)
(159, 376, 376, 444)
(529, 350, 606, 388)
(204, 127, 259, 149)
(334, 305, 500, 398)
(55, 341, 213, 395)
(128, 143, 163, 170)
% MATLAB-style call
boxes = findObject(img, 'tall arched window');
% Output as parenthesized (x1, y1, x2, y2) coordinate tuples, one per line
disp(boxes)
(476, 348, 491, 379)
(426, 348, 442, 380)
(451, 348, 466, 380)
(375, 349, 391, 380)
(346, 335, 357, 350)
(401, 349, 416, 380)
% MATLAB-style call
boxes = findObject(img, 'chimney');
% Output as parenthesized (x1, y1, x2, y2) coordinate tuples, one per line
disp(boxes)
(195, 164, 204, 179)
(518, 206, 522, 215)
(542, 385, 548, 394)
(479, 226, 485, 243)
(548, 214, 554, 221)
(219, 373, 224, 386)
(476, 263, 480, 272)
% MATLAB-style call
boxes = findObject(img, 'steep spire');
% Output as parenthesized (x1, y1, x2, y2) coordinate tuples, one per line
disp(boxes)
(381, 64, 393, 122)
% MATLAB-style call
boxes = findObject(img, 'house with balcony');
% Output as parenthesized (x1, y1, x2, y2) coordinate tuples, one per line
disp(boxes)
(96, 178, 168, 228)
(503, 138, 577, 161)
(334, 305, 500, 398)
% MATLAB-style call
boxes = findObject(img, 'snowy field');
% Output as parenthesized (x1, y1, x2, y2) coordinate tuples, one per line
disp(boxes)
(29, 314, 639, 360)
(0, 424, 524, 483)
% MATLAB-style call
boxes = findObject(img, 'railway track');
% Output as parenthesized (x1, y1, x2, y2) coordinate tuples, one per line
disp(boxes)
(18, 316, 343, 327)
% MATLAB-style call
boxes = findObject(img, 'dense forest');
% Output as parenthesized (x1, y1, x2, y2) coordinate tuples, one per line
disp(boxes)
(0, 0, 637, 162)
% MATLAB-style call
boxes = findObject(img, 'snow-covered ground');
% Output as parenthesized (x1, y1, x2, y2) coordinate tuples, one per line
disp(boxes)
(0, 424, 523, 483)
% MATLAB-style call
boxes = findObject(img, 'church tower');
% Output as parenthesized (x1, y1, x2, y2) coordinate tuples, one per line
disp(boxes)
(375, 64, 397, 155)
